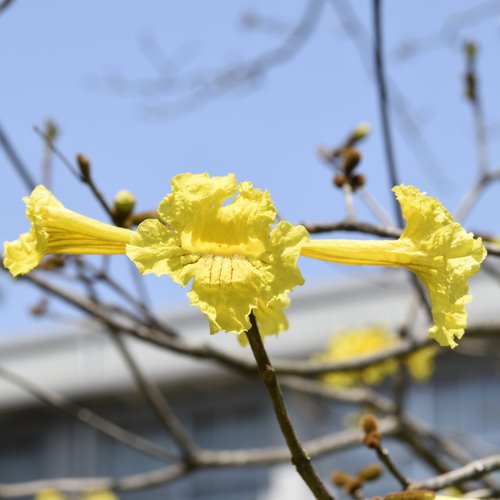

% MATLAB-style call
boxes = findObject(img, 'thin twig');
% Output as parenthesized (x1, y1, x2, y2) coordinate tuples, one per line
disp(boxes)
(357, 188, 394, 226)
(341, 183, 356, 220)
(455, 169, 500, 222)
(371, 440, 411, 488)
(0, 121, 36, 190)
(246, 314, 333, 499)
(33, 126, 81, 180)
(34, 126, 115, 220)
(0, 365, 177, 463)
(109, 332, 200, 463)
(373, 0, 402, 226)
(327, 0, 446, 187)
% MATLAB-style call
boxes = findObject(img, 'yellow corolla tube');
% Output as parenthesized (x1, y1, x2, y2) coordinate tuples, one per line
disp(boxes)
(4, 185, 134, 277)
(301, 185, 487, 348)
(126, 173, 308, 336)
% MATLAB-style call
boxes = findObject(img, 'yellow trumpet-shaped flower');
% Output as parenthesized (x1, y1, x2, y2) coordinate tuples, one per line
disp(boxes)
(301, 185, 486, 348)
(314, 326, 437, 387)
(4, 185, 133, 277)
(127, 173, 308, 336)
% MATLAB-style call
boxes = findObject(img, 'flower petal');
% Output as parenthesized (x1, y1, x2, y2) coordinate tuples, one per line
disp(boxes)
(4, 186, 132, 277)
(393, 185, 487, 347)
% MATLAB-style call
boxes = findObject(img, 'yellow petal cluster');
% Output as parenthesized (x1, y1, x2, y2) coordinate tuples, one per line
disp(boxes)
(314, 326, 437, 387)
(4, 186, 133, 277)
(301, 185, 486, 348)
(126, 173, 308, 335)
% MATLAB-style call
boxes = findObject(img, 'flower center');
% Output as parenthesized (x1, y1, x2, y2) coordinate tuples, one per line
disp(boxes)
(198, 254, 253, 288)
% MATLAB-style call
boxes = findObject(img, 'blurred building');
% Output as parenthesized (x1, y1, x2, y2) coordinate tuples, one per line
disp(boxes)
(1, 270, 499, 499)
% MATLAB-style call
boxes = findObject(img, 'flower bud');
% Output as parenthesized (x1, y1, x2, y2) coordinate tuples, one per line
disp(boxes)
(350, 173, 366, 190)
(77, 154, 91, 182)
(333, 174, 346, 188)
(113, 190, 136, 216)
(330, 471, 351, 487)
(357, 463, 383, 481)
(342, 148, 362, 174)
(346, 477, 364, 494)
(351, 122, 371, 142)
(360, 414, 378, 434)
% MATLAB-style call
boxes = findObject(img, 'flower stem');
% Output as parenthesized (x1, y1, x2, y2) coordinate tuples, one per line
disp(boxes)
(246, 314, 334, 500)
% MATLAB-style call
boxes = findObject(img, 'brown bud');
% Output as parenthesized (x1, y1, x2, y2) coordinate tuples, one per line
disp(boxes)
(330, 471, 351, 487)
(342, 147, 361, 174)
(350, 173, 366, 190)
(345, 477, 364, 494)
(357, 463, 383, 481)
(360, 414, 379, 434)
(333, 174, 346, 188)
(77, 154, 91, 181)
(362, 430, 381, 449)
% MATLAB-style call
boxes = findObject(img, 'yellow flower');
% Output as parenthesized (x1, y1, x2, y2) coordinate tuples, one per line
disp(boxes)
(315, 327, 398, 387)
(35, 490, 66, 500)
(406, 345, 438, 381)
(301, 185, 486, 348)
(4, 186, 134, 277)
(126, 173, 308, 336)
(314, 326, 437, 387)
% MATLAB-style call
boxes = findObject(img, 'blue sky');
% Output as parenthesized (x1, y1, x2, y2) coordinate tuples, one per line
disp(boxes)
(1, 1, 500, 337)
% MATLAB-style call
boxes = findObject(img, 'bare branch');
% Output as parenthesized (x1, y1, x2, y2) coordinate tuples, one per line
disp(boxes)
(409, 455, 500, 491)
